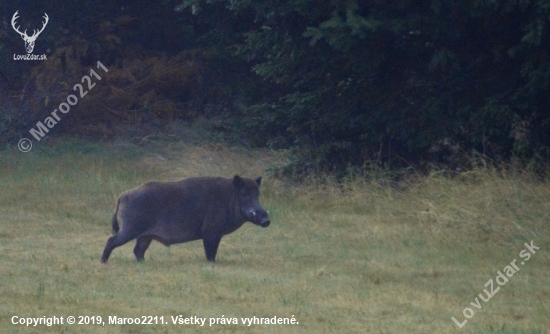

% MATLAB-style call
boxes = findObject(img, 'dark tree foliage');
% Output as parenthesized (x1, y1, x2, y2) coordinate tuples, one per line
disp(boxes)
(181, 0, 550, 173)
(1, 0, 549, 174)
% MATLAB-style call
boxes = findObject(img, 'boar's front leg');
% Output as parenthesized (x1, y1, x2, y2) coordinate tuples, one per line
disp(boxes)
(203, 235, 222, 262)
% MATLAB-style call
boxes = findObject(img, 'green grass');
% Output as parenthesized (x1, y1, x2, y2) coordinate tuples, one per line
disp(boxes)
(0, 139, 549, 333)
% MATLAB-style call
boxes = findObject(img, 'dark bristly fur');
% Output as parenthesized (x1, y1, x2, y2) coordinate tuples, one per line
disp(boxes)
(101, 175, 270, 264)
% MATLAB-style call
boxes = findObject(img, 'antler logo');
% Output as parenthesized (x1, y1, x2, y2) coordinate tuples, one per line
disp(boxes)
(11, 11, 49, 54)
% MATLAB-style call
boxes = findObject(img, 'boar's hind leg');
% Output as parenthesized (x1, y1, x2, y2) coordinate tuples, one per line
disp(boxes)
(203, 235, 222, 262)
(101, 231, 139, 263)
(134, 236, 153, 262)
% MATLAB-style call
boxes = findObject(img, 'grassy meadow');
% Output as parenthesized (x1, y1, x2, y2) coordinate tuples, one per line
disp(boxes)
(0, 139, 549, 333)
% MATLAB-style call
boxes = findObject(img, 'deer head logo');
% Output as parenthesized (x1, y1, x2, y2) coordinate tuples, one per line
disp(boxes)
(11, 11, 49, 54)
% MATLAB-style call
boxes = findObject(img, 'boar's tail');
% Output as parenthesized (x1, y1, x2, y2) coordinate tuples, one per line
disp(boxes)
(111, 213, 120, 234)
(111, 199, 121, 234)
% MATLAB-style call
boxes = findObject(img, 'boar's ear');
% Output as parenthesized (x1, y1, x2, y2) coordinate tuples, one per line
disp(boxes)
(255, 177, 262, 186)
(233, 175, 245, 189)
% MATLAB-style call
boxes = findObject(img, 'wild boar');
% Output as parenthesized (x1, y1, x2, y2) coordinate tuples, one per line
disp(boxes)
(101, 175, 270, 264)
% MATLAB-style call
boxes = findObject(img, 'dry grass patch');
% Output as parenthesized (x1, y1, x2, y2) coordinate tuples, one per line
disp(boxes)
(0, 140, 548, 333)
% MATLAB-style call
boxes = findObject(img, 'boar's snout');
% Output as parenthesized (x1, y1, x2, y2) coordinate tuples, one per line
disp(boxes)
(260, 216, 270, 228)
(248, 208, 270, 228)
